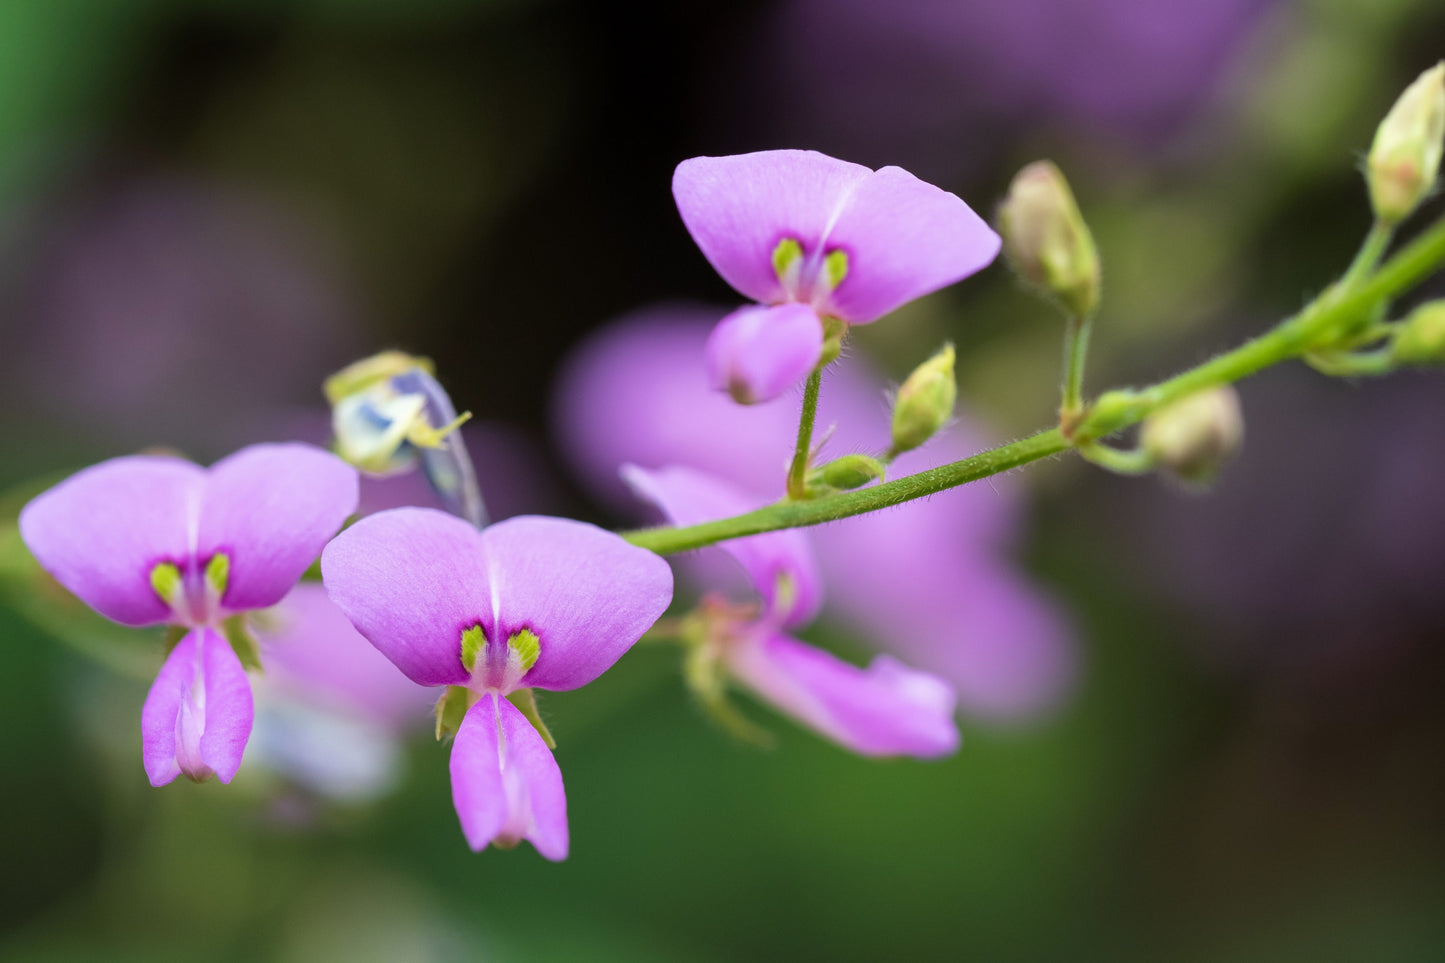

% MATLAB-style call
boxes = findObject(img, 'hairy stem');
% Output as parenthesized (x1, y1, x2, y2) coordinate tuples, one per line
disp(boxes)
(786, 367, 823, 499)
(622, 209, 1445, 556)
(1060, 313, 1093, 421)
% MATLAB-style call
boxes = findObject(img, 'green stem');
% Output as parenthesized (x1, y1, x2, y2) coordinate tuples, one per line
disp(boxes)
(1304, 347, 1396, 377)
(622, 210, 1445, 557)
(1061, 313, 1093, 420)
(1077, 442, 1154, 475)
(786, 367, 823, 499)
(1341, 220, 1393, 290)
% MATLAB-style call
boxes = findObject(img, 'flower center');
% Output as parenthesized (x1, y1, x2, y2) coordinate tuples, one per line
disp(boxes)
(149, 552, 229, 625)
(771, 236, 850, 307)
(461, 624, 541, 693)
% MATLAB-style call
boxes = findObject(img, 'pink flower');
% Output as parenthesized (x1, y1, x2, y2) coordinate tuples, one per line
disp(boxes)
(321, 510, 673, 859)
(624, 465, 958, 758)
(673, 150, 1000, 403)
(19, 444, 358, 785)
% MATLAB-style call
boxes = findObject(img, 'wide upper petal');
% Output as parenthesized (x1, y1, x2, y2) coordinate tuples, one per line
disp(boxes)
(481, 516, 673, 692)
(674, 150, 871, 305)
(727, 631, 959, 758)
(320, 507, 488, 687)
(19, 455, 205, 627)
(198, 443, 359, 613)
(621, 464, 821, 629)
(821, 165, 1000, 324)
(705, 303, 824, 404)
(450, 694, 568, 860)
(141, 627, 254, 785)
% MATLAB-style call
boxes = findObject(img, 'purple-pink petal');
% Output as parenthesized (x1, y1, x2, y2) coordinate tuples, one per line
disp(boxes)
(674, 150, 871, 305)
(705, 303, 824, 404)
(198, 443, 359, 613)
(141, 627, 254, 785)
(320, 507, 487, 688)
(450, 693, 568, 860)
(481, 516, 674, 692)
(18, 456, 205, 627)
(820, 165, 1000, 324)
(728, 631, 959, 758)
(621, 464, 821, 629)
(254, 584, 434, 727)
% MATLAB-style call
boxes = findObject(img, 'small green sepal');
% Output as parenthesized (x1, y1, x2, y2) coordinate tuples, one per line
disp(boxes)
(222, 616, 264, 673)
(508, 688, 557, 749)
(435, 685, 473, 741)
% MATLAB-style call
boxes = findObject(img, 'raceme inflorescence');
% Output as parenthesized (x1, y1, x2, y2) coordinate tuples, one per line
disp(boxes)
(11, 64, 1445, 859)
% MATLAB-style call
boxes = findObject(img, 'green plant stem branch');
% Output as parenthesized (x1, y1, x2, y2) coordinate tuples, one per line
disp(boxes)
(1076, 442, 1154, 475)
(1061, 313, 1093, 420)
(785, 367, 824, 499)
(1341, 220, 1393, 290)
(623, 209, 1445, 557)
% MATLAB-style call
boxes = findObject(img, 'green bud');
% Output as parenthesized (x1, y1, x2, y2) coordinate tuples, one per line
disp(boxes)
(1390, 300, 1445, 365)
(1367, 63, 1445, 226)
(1140, 386, 1243, 486)
(997, 160, 1100, 317)
(890, 344, 957, 455)
(811, 454, 886, 490)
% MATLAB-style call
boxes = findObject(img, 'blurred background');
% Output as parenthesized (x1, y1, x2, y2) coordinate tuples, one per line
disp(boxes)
(3, 0, 1445, 959)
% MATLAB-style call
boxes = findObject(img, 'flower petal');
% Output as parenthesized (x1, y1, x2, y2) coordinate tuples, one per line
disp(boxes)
(480, 516, 673, 692)
(253, 584, 433, 726)
(450, 694, 568, 860)
(620, 464, 821, 629)
(705, 303, 823, 404)
(320, 507, 487, 687)
(18, 455, 204, 626)
(141, 627, 254, 785)
(673, 150, 871, 304)
(727, 631, 959, 758)
(198, 443, 359, 613)
(821, 165, 1000, 324)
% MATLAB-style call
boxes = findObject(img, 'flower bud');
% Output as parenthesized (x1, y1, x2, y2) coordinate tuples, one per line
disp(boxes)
(811, 454, 886, 491)
(1390, 300, 1445, 365)
(997, 160, 1100, 317)
(1140, 386, 1243, 486)
(1367, 63, 1445, 226)
(890, 344, 956, 455)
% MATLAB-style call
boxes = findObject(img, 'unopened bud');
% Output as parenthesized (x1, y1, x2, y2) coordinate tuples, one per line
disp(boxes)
(1391, 300, 1445, 365)
(1367, 63, 1445, 226)
(998, 160, 1100, 317)
(1141, 386, 1243, 486)
(811, 454, 886, 491)
(890, 344, 956, 455)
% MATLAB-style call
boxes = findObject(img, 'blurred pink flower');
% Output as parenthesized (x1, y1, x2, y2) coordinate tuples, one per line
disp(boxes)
(735, 0, 1274, 181)
(552, 307, 1076, 720)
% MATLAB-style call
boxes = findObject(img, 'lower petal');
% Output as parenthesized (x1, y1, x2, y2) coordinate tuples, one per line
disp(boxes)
(140, 628, 254, 786)
(705, 303, 823, 405)
(450, 695, 569, 860)
(728, 631, 959, 758)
